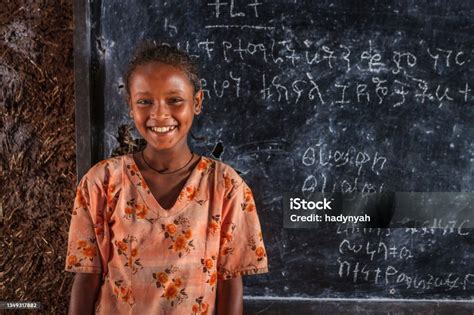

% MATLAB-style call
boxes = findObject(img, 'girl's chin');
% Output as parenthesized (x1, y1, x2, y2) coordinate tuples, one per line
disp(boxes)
(143, 130, 187, 152)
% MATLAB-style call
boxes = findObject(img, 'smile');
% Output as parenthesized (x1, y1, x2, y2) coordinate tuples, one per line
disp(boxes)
(149, 126, 177, 134)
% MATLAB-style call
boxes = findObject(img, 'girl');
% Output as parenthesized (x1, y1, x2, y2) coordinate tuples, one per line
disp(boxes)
(65, 42, 268, 315)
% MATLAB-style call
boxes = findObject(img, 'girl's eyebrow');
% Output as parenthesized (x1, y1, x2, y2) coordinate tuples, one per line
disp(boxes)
(165, 89, 185, 94)
(133, 90, 184, 97)
(134, 92, 150, 97)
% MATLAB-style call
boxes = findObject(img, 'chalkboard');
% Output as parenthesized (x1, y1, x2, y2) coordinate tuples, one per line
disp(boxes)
(76, 0, 474, 307)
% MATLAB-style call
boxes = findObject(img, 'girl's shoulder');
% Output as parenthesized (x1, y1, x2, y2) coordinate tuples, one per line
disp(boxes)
(79, 154, 127, 186)
(200, 156, 246, 191)
(199, 155, 239, 175)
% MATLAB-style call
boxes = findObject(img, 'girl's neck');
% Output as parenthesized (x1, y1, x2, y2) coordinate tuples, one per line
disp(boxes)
(142, 143, 194, 172)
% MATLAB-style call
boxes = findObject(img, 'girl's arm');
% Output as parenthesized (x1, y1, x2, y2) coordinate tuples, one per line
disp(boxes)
(216, 276, 243, 315)
(68, 273, 102, 315)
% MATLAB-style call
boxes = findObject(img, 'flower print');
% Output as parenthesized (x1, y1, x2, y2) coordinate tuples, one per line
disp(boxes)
(201, 302, 209, 313)
(256, 246, 266, 259)
(191, 297, 209, 315)
(82, 246, 96, 258)
(201, 255, 217, 290)
(153, 266, 187, 307)
(135, 203, 148, 219)
(172, 236, 187, 252)
(67, 255, 77, 266)
(174, 238, 194, 258)
(241, 187, 257, 212)
(179, 185, 197, 201)
(244, 187, 253, 202)
(127, 162, 150, 191)
(246, 203, 256, 212)
(221, 247, 233, 256)
(209, 273, 218, 287)
(222, 232, 233, 243)
(219, 222, 236, 257)
(112, 280, 135, 305)
(67, 239, 98, 269)
(163, 283, 179, 300)
(208, 221, 219, 235)
(76, 239, 97, 262)
(156, 272, 168, 284)
(208, 215, 221, 235)
(166, 224, 177, 235)
(177, 178, 208, 205)
(139, 177, 149, 190)
(217, 267, 234, 280)
(66, 255, 79, 269)
(123, 198, 157, 223)
(77, 240, 87, 248)
(162, 216, 195, 258)
(153, 266, 178, 288)
(115, 235, 143, 274)
(220, 222, 236, 246)
(106, 183, 116, 206)
(197, 159, 210, 171)
(248, 235, 266, 262)
(184, 229, 192, 239)
(223, 174, 233, 191)
(115, 240, 128, 252)
(121, 288, 133, 304)
(205, 259, 213, 269)
(197, 157, 214, 174)
(129, 163, 139, 174)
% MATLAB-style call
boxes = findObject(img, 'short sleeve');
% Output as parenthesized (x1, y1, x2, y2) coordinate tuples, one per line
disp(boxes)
(65, 176, 109, 275)
(217, 177, 269, 280)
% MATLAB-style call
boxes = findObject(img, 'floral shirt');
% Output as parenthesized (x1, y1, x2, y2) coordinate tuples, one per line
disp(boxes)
(65, 154, 268, 314)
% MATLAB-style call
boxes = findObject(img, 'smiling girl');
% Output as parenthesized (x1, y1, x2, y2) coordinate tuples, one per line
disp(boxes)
(65, 42, 268, 314)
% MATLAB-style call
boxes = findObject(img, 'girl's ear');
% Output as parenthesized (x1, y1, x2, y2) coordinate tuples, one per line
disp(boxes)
(193, 90, 204, 115)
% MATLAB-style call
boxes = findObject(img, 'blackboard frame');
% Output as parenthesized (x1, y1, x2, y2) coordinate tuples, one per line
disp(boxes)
(71, 0, 474, 312)
(73, 0, 105, 181)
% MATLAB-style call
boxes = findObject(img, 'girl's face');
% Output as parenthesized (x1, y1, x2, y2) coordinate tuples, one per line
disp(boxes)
(128, 62, 202, 153)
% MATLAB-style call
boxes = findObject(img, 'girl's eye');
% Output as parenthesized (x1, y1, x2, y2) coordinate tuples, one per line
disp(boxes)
(137, 99, 152, 105)
(168, 98, 183, 105)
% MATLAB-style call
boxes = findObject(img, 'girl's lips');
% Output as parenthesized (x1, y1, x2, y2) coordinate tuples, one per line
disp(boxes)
(148, 125, 177, 136)
(149, 126, 177, 133)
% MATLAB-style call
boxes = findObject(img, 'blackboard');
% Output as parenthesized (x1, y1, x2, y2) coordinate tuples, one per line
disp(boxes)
(75, 0, 474, 308)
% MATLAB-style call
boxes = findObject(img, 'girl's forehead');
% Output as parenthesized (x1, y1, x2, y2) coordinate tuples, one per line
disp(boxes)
(130, 62, 192, 90)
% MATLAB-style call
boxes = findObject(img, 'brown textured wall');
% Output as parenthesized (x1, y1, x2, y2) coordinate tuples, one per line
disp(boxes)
(1, 1, 75, 314)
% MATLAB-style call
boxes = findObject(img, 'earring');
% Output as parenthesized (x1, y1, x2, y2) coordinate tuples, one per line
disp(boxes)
(129, 110, 133, 117)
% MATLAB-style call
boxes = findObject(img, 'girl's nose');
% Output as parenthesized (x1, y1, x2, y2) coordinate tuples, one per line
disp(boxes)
(150, 102, 171, 118)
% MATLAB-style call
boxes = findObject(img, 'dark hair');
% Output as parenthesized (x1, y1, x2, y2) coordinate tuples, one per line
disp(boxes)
(124, 41, 201, 96)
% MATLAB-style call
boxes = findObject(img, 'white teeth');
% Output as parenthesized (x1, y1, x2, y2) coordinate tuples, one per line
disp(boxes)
(150, 126, 176, 133)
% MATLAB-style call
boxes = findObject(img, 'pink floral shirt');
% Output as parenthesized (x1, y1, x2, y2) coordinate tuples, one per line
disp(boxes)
(65, 154, 268, 314)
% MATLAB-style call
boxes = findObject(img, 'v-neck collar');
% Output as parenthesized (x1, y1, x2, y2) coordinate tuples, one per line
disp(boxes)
(124, 153, 203, 218)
